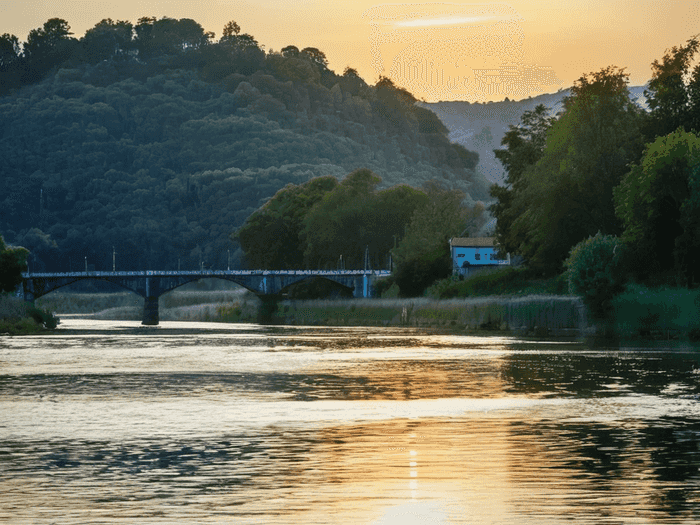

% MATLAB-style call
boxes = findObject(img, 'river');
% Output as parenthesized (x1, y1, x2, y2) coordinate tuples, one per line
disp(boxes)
(1, 318, 700, 524)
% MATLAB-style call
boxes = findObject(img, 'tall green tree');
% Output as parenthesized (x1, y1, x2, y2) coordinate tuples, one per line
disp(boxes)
(0, 235, 28, 293)
(644, 35, 700, 139)
(490, 104, 556, 256)
(393, 182, 472, 296)
(235, 176, 338, 268)
(614, 128, 700, 285)
(492, 66, 643, 273)
(0, 33, 23, 93)
(81, 19, 134, 63)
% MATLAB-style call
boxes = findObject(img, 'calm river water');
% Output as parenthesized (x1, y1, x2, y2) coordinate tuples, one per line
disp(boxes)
(2, 319, 700, 524)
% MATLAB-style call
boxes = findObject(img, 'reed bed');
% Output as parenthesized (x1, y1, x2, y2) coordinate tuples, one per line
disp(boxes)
(275, 295, 587, 335)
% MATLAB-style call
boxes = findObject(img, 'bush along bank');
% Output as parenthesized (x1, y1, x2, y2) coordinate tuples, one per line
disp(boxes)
(252, 296, 588, 337)
(611, 284, 700, 341)
(0, 294, 59, 335)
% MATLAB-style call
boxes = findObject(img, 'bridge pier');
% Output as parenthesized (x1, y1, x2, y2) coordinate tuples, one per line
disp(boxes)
(142, 296, 160, 325)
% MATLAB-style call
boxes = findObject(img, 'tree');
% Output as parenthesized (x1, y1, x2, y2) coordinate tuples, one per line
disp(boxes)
(0, 33, 23, 93)
(280, 45, 300, 58)
(492, 67, 643, 273)
(300, 47, 328, 69)
(0, 33, 21, 69)
(301, 169, 383, 268)
(222, 20, 241, 38)
(613, 128, 700, 285)
(490, 104, 556, 257)
(0, 235, 28, 293)
(644, 35, 700, 139)
(133, 17, 211, 57)
(81, 19, 134, 63)
(393, 182, 469, 296)
(23, 18, 77, 80)
(235, 176, 339, 268)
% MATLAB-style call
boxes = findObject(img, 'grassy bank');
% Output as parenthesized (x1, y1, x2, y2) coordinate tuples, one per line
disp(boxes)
(249, 295, 587, 337)
(0, 294, 59, 335)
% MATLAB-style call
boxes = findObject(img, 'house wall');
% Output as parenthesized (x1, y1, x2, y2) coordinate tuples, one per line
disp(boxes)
(452, 246, 508, 267)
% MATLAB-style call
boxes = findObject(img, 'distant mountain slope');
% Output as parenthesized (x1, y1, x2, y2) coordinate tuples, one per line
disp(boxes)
(424, 86, 648, 185)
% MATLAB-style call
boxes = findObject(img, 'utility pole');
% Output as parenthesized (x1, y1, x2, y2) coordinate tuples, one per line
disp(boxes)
(112, 246, 116, 272)
(228, 250, 230, 271)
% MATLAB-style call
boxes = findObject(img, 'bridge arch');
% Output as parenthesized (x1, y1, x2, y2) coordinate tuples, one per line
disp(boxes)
(22, 269, 390, 325)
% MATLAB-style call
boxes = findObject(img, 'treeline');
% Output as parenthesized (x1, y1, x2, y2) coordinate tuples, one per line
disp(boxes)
(488, 36, 700, 319)
(236, 168, 487, 297)
(0, 16, 487, 273)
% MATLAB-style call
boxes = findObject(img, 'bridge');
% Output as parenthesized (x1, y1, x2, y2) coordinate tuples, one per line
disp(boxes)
(20, 269, 391, 325)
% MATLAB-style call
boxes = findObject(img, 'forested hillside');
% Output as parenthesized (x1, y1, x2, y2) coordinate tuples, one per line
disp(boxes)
(0, 17, 488, 272)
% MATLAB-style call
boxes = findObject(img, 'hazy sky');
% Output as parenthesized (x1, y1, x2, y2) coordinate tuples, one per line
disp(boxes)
(2, 1, 699, 101)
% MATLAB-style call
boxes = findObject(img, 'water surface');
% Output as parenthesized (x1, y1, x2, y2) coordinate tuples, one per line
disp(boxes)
(2, 319, 700, 523)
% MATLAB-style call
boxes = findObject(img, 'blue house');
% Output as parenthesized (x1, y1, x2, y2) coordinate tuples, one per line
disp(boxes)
(450, 237, 510, 277)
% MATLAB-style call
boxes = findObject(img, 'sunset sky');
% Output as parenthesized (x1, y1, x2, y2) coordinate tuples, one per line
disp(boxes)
(2, 1, 699, 101)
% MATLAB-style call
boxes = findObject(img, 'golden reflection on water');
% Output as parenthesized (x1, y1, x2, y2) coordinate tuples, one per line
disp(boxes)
(286, 417, 513, 524)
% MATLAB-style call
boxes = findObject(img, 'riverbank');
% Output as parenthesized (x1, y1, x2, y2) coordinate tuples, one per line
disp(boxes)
(217, 295, 588, 338)
(36, 290, 586, 336)
(0, 295, 59, 335)
(34, 287, 700, 343)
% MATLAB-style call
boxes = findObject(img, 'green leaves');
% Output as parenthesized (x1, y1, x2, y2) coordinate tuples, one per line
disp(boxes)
(491, 67, 643, 274)
(0, 235, 28, 293)
(565, 233, 625, 320)
(613, 128, 700, 284)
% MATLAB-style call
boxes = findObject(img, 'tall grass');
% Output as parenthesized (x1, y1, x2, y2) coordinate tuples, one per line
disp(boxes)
(612, 284, 700, 339)
(273, 295, 586, 334)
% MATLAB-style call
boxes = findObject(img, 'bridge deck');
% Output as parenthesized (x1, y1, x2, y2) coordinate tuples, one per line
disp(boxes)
(23, 270, 391, 278)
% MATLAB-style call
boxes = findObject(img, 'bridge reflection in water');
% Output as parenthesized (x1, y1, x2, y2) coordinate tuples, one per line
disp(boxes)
(21, 269, 391, 325)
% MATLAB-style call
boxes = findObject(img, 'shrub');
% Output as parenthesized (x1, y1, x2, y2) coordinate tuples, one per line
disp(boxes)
(426, 266, 566, 298)
(564, 233, 626, 320)
(26, 305, 59, 329)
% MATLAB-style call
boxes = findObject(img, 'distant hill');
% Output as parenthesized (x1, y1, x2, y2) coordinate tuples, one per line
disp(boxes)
(424, 86, 648, 185)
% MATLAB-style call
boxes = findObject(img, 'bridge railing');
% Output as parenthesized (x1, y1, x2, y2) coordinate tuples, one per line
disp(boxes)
(22, 269, 392, 278)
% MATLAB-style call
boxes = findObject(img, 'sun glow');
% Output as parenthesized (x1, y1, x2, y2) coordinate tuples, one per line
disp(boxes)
(393, 15, 505, 28)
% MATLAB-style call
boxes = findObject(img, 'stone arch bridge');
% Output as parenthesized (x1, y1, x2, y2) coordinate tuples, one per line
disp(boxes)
(21, 269, 391, 325)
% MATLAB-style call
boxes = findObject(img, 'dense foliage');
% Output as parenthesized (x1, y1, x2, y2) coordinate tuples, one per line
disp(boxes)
(236, 170, 486, 295)
(0, 235, 28, 293)
(614, 129, 700, 286)
(490, 66, 644, 274)
(564, 233, 626, 320)
(0, 16, 487, 273)
(488, 34, 700, 314)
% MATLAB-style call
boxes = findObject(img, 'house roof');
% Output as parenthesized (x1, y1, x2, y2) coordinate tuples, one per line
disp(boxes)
(449, 237, 495, 247)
